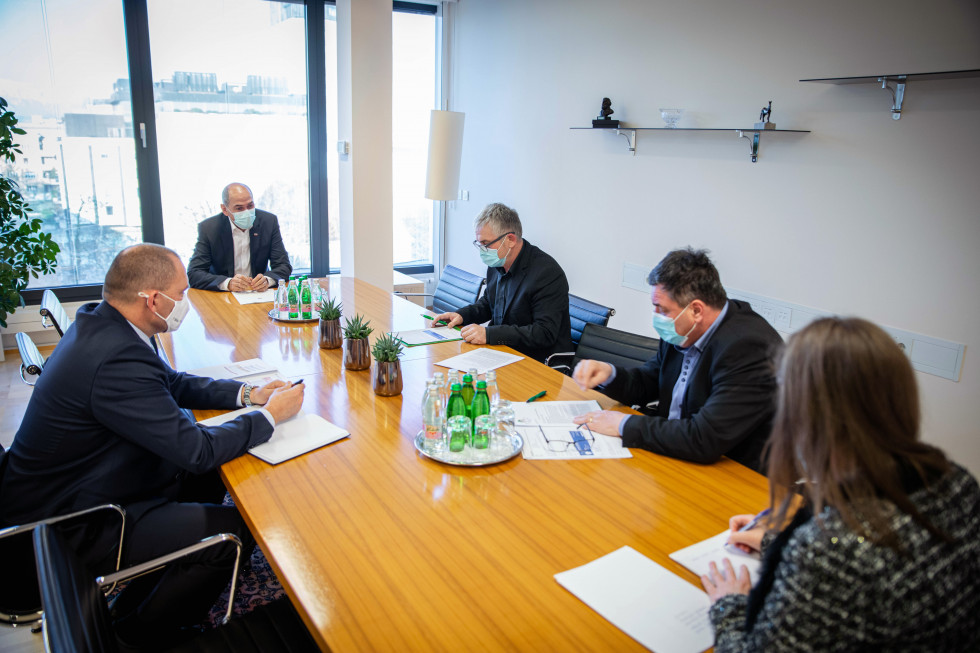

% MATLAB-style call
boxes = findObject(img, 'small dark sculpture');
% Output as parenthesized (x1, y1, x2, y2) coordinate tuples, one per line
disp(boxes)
(592, 97, 620, 128)
(599, 98, 614, 119)
(759, 100, 772, 124)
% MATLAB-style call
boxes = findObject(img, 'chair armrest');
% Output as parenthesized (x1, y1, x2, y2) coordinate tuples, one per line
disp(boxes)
(0, 504, 127, 589)
(544, 351, 576, 367)
(97, 533, 243, 625)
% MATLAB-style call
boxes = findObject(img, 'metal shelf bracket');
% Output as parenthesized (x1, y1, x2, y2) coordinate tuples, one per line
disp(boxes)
(736, 130, 762, 163)
(879, 75, 907, 120)
(616, 128, 636, 155)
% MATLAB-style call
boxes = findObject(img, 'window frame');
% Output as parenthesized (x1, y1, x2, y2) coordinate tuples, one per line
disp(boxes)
(18, 0, 437, 306)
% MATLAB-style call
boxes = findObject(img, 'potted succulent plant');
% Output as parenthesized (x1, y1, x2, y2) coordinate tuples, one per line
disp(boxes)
(318, 297, 343, 349)
(371, 332, 404, 396)
(342, 313, 373, 371)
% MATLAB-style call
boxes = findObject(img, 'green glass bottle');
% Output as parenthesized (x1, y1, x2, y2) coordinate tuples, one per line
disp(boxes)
(287, 276, 299, 319)
(446, 383, 469, 452)
(300, 277, 312, 319)
(460, 374, 475, 418)
(470, 380, 491, 448)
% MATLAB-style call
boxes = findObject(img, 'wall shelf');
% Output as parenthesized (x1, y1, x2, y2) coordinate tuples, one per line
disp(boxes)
(571, 126, 810, 162)
(800, 68, 980, 120)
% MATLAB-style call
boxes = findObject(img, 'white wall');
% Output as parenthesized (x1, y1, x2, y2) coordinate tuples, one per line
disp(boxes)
(445, 0, 980, 473)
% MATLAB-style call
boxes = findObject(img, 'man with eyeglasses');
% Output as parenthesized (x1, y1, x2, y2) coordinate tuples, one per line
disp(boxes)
(188, 182, 293, 292)
(571, 248, 782, 474)
(431, 203, 573, 362)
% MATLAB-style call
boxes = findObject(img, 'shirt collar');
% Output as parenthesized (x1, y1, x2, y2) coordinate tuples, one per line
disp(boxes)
(126, 319, 155, 350)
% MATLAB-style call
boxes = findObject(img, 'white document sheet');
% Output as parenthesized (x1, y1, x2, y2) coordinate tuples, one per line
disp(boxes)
(232, 288, 277, 305)
(519, 423, 632, 460)
(555, 546, 713, 653)
(669, 531, 763, 586)
(198, 408, 350, 465)
(435, 348, 524, 374)
(511, 400, 602, 425)
(184, 358, 284, 387)
(396, 327, 463, 346)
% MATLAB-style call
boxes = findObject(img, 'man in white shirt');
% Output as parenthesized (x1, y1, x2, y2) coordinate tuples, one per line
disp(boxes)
(187, 182, 293, 292)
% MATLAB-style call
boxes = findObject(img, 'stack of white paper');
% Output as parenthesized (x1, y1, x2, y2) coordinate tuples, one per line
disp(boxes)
(198, 407, 350, 465)
(184, 358, 283, 387)
(436, 348, 523, 374)
(231, 288, 277, 305)
(669, 531, 763, 586)
(555, 546, 714, 653)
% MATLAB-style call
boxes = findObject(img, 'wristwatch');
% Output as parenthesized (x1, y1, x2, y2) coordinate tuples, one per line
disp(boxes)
(243, 384, 256, 407)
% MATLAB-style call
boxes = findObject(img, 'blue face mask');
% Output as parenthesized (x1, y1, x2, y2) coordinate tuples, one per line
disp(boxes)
(652, 303, 696, 346)
(479, 240, 510, 267)
(232, 208, 256, 230)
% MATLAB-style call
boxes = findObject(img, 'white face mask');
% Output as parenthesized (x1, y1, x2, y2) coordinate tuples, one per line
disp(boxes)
(139, 290, 189, 332)
(232, 208, 256, 230)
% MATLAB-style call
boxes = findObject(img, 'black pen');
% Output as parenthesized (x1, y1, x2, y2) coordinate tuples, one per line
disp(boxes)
(526, 390, 547, 402)
(293, 378, 304, 386)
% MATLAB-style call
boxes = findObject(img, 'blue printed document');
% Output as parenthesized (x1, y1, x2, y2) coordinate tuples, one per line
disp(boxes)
(396, 327, 463, 346)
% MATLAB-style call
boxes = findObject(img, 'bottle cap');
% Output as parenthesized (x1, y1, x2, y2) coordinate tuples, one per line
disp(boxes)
(450, 383, 461, 391)
(462, 374, 473, 383)
(476, 380, 487, 389)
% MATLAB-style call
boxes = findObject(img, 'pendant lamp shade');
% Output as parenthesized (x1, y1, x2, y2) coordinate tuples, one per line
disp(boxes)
(424, 110, 465, 201)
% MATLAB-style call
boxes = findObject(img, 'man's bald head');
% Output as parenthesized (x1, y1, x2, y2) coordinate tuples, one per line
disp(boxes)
(221, 183, 253, 208)
(103, 244, 182, 305)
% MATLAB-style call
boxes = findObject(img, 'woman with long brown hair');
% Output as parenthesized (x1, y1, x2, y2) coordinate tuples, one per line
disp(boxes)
(700, 317, 980, 651)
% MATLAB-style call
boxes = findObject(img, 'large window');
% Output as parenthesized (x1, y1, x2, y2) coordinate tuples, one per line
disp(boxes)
(392, 9, 437, 268)
(1, 0, 439, 296)
(146, 0, 312, 271)
(0, 0, 142, 288)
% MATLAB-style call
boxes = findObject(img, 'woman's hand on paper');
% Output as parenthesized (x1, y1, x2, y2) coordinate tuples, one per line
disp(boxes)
(700, 558, 752, 603)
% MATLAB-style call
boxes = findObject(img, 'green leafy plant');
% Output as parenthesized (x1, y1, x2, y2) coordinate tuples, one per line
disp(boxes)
(318, 296, 343, 321)
(0, 96, 60, 328)
(341, 313, 373, 340)
(371, 332, 404, 363)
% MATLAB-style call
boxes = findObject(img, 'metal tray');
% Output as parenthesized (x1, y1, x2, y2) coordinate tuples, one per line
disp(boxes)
(414, 430, 524, 467)
(268, 309, 319, 323)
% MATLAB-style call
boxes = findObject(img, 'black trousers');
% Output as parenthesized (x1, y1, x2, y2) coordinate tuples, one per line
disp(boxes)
(72, 470, 256, 647)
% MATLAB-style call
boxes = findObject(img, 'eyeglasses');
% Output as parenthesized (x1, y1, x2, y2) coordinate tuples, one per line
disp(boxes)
(472, 231, 514, 253)
(538, 424, 595, 454)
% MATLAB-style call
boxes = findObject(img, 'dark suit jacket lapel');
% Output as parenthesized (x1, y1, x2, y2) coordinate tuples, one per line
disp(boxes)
(217, 217, 235, 277)
(248, 214, 263, 276)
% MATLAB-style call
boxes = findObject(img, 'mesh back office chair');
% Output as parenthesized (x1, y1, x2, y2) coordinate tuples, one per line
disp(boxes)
(547, 322, 659, 375)
(39, 290, 70, 338)
(0, 502, 125, 628)
(15, 332, 44, 385)
(33, 524, 319, 653)
(394, 265, 486, 313)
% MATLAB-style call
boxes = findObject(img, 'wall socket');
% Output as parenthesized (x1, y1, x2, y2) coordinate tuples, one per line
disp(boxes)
(726, 287, 965, 382)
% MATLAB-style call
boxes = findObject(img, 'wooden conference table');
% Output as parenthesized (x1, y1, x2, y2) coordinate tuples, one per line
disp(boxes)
(161, 276, 768, 652)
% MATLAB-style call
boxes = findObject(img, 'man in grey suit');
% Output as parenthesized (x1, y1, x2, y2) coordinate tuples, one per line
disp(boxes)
(187, 182, 292, 292)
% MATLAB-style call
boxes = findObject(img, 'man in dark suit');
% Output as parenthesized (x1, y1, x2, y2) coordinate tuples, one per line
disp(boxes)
(572, 248, 782, 473)
(187, 182, 292, 292)
(431, 203, 573, 362)
(0, 243, 305, 647)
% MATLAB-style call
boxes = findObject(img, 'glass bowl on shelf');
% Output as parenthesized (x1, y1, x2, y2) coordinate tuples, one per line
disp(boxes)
(659, 108, 683, 128)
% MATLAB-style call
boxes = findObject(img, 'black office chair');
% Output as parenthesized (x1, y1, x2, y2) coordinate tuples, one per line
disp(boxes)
(547, 322, 659, 376)
(33, 524, 319, 653)
(568, 294, 616, 346)
(0, 502, 125, 628)
(395, 265, 486, 313)
(15, 332, 44, 385)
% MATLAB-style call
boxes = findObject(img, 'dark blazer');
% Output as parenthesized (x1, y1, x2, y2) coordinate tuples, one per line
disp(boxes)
(0, 302, 274, 529)
(187, 209, 292, 290)
(602, 300, 783, 473)
(456, 239, 573, 362)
